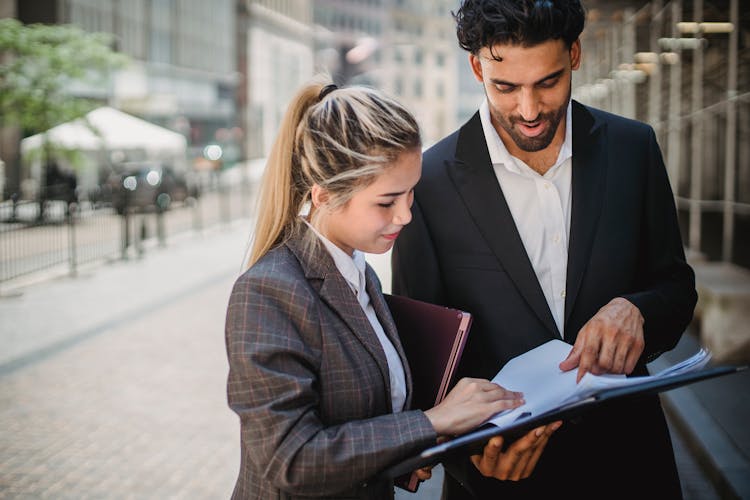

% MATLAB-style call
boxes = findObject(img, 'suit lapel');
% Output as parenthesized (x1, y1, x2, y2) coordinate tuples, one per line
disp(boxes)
(286, 232, 393, 410)
(449, 112, 559, 337)
(564, 102, 607, 334)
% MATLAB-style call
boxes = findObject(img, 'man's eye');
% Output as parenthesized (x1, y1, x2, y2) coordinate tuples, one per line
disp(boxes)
(497, 85, 516, 94)
(538, 78, 559, 89)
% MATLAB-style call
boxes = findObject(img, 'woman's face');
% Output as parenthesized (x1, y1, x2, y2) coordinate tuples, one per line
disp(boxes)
(315, 148, 422, 256)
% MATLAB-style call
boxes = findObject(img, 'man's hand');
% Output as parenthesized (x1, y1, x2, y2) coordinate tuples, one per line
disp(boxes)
(470, 422, 562, 481)
(559, 297, 645, 382)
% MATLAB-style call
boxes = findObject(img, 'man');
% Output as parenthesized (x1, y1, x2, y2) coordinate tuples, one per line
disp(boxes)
(392, 1, 697, 498)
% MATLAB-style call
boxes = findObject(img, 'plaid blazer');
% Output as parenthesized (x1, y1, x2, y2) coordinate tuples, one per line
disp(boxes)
(225, 230, 436, 499)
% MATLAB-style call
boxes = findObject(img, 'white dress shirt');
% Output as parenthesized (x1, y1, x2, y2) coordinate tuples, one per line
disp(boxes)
(479, 100, 573, 336)
(306, 222, 407, 412)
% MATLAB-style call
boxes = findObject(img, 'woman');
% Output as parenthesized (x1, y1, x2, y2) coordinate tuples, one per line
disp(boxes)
(225, 79, 556, 499)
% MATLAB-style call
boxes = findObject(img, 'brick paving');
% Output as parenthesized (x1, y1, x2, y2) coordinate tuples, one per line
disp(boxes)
(0, 226, 245, 499)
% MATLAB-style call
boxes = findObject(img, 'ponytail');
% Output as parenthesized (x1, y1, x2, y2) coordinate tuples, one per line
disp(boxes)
(245, 81, 326, 268)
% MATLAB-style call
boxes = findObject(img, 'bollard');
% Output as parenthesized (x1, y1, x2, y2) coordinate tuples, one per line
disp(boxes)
(122, 208, 131, 260)
(136, 214, 145, 258)
(191, 196, 203, 232)
(156, 209, 166, 247)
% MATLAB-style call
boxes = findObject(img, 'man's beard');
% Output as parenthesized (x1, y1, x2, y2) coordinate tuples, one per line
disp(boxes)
(490, 90, 570, 153)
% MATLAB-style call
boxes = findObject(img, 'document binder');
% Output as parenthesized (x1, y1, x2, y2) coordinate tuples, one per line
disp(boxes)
(383, 294, 472, 491)
(380, 338, 746, 482)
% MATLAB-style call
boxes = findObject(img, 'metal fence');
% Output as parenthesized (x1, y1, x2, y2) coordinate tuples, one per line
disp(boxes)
(0, 168, 256, 285)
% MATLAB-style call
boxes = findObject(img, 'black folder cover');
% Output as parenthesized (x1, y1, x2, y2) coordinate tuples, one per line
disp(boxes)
(384, 294, 472, 491)
(381, 364, 746, 481)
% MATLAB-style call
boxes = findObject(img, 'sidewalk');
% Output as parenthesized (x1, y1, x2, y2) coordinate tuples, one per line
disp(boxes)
(654, 331, 750, 499)
(0, 223, 249, 498)
(0, 222, 746, 499)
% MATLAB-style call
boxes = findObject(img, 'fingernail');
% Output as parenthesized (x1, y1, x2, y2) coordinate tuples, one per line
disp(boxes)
(535, 428, 544, 437)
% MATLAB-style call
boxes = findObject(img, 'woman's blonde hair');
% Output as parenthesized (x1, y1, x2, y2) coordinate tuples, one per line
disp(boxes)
(245, 77, 421, 268)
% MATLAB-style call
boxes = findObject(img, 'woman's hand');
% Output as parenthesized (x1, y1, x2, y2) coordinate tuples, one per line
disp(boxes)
(423, 378, 523, 436)
(470, 421, 562, 481)
(414, 466, 433, 481)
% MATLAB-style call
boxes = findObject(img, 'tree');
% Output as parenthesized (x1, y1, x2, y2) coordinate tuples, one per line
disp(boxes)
(0, 18, 127, 206)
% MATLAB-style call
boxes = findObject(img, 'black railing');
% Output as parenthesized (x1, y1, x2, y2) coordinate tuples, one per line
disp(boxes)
(0, 173, 254, 284)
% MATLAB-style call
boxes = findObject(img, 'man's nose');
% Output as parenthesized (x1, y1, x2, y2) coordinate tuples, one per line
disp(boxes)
(518, 88, 541, 122)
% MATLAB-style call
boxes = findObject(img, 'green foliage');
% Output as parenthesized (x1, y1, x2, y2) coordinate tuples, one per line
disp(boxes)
(0, 18, 128, 134)
(21, 142, 88, 171)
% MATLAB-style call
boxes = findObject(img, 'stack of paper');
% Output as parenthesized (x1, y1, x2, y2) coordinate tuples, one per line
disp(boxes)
(489, 340, 711, 428)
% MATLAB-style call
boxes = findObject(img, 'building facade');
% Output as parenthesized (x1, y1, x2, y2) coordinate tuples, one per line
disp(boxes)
(17, 0, 238, 164)
(244, 0, 315, 159)
(312, 0, 460, 146)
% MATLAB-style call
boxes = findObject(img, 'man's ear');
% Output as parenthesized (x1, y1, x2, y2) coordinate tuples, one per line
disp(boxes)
(469, 52, 484, 83)
(570, 39, 582, 71)
(310, 183, 329, 208)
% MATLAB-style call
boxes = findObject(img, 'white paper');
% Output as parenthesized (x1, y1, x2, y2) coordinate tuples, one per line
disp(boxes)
(488, 339, 711, 427)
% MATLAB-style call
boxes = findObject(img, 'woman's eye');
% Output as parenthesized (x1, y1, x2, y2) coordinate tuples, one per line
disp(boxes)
(378, 201, 395, 208)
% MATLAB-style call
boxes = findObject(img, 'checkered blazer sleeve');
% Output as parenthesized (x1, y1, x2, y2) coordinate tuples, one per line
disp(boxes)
(225, 257, 436, 497)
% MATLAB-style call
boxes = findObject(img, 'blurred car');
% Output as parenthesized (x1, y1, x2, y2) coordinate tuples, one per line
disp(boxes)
(107, 162, 193, 214)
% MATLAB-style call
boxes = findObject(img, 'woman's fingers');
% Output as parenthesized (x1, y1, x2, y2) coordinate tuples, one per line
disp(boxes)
(414, 467, 432, 481)
(426, 378, 523, 435)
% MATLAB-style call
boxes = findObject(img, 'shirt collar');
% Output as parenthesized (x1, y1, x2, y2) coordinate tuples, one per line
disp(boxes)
(303, 219, 366, 293)
(479, 98, 573, 176)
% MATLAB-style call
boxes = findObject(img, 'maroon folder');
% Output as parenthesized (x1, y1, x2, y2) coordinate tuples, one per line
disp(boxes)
(384, 294, 472, 492)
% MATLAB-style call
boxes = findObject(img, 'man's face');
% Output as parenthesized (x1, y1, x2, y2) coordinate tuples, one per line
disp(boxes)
(469, 39, 580, 156)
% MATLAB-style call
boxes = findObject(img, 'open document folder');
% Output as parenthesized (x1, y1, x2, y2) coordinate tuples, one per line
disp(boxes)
(380, 339, 746, 481)
(488, 339, 711, 428)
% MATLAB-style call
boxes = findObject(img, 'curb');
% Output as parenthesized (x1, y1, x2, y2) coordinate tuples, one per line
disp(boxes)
(651, 356, 750, 500)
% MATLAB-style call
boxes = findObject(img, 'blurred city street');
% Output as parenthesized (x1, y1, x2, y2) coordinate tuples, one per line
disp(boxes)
(1, 0, 749, 497)
(0, 223, 247, 498)
(0, 217, 746, 499)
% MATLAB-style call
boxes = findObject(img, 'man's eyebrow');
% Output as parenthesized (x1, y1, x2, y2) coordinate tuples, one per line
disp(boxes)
(489, 68, 565, 87)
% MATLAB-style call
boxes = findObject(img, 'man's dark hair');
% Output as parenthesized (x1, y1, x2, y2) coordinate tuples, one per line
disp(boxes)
(454, 0, 586, 56)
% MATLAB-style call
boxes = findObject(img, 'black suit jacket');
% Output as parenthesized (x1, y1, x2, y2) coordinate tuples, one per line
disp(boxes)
(392, 101, 696, 499)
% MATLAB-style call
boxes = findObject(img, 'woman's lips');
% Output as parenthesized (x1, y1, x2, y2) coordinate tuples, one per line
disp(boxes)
(382, 231, 400, 241)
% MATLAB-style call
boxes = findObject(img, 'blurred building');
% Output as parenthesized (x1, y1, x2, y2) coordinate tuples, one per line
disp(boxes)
(574, 0, 749, 269)
(15, 0, 239, 166)
(312, 0, 459, 146)
(242, 0, 315, 159)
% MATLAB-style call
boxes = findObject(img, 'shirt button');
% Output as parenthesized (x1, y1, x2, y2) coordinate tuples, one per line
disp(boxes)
(544, 183, 551, 190)
(560, 290, 566, 298)
(553, 234, 560, 243)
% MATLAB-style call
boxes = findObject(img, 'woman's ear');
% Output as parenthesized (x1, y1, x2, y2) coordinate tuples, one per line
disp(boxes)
(310, 183, 329, 209)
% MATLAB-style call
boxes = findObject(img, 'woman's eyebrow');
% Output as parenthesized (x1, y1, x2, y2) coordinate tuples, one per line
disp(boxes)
(377, 191, 406, 197)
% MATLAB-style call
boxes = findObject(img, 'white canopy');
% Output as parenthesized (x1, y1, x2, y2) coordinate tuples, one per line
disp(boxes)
(20, 106, 186, 157)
